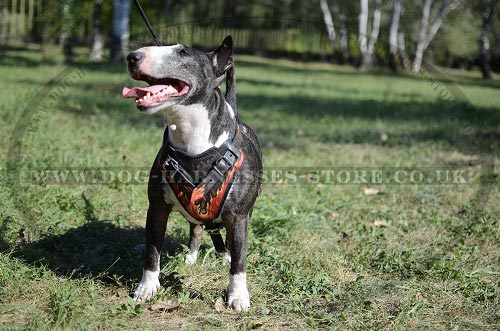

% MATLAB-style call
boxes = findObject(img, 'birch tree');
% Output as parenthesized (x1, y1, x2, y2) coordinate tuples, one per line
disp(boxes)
(318, 0, 350, 63)
(0, 0, 3, 53)
(90, 0, 104, 61)
(336, 1, 350, 63)
(319, 0, 337, 55)
(359, 0, 382, 68)
(478, 0, 499, 79)
(111, 0, 131, 61)
(398, 32, 407, 65)
(60, 0, 74, 62)
(389, 0, 403, 71)
(412, 0, 460, 73)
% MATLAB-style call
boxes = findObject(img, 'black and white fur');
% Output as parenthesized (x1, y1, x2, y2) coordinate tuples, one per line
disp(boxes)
(126, 36, 262, 311)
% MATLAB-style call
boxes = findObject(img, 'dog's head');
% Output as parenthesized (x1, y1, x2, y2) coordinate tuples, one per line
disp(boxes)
(123, 36, 233, 114)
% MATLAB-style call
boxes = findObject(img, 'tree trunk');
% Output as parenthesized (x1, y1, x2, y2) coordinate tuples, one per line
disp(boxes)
(367, 0, 381, 56)
(0, 0, 4, 53)
(398, 32, 408, 67)
(41, 0, 54, 62)
(478, 0, 499, 80)
(359, 0, 369, 67)
(90, 0, 104, 61)
(413, 0, 459, 73)
(319, 0, 337, 56)
(413, 0, 433, 73)
(336, 1, 350, 64)
(359, 0, 382, 68)
(111, 0, 131, 61)
(389, 0, 403, 72)
(60, 0, 73, 63)
(28, 0, 34, 34)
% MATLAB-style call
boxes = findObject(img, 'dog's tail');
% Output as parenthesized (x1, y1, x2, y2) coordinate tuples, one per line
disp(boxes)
(225, 63, 237, 116)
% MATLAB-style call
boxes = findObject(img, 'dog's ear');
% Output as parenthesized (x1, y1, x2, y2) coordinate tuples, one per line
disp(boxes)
(211, 35, 233, 77)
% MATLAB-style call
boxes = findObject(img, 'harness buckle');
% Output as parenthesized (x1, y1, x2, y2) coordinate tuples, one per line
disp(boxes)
(221, 153, 236, 167)
(213, 165, 224, 178)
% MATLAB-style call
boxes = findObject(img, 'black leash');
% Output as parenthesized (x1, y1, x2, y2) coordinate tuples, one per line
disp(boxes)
(133, 0, 163, 46)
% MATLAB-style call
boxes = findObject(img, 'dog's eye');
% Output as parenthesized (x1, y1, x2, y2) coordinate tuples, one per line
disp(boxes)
(179, 49, 189, 56)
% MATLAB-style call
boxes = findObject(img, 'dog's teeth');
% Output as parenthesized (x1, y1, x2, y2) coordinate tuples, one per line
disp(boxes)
(166, 86, 176, 94)
(135, 99, 139, 103)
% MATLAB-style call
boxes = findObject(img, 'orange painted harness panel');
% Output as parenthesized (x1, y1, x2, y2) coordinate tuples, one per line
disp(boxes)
(161, 151, 244, 222)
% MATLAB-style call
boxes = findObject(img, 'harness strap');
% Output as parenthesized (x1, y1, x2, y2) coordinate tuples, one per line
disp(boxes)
(204, 222, 227, 254)
(201, 127, 243, 255)
(211, 74, 226, 89)
(191, 129, 242, 198)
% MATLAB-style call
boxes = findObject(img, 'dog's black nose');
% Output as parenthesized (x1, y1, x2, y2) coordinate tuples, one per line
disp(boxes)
(127, 51, 145, 73)
(127, 51, 145, 64)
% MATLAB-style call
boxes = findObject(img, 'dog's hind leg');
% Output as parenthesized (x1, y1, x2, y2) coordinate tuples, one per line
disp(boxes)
(133, 205, 171, 302)
(185, 223, 203, 265)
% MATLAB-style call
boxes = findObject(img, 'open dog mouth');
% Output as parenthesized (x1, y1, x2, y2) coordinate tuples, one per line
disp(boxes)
(122, 75, 190, 108)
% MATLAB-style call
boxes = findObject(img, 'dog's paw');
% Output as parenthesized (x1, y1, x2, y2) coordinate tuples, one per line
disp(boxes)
(227, 273, 250, 312)
(228, 295, 250, 312)
(184, 251, 198, 265)
(133, 270, 160, 303)
(221, 251, 231, 265)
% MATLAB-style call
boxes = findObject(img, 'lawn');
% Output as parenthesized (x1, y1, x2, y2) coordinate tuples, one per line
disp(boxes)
(0, 45, 499, 330)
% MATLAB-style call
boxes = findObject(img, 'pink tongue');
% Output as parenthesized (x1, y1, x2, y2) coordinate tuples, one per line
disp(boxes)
(122, 85, 171, 98)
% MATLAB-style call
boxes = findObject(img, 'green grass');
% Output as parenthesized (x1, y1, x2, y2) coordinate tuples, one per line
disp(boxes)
(1, 45, 499, 330)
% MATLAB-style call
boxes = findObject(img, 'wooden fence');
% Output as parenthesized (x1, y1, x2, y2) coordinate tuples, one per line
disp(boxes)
(1, 0, 334, 56)
(1, 0, 39, 37)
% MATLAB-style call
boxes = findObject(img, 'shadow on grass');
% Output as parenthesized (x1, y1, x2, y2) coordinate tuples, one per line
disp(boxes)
(237, 58, 500, 89)
(0, 51, 60, 67)
(240, 94, 498, 154)
(8, 220, 189, 288)
(0, 47, 128, 72)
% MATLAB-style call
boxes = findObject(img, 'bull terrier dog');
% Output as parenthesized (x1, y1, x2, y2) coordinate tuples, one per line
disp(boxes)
(123, 36, 262, 311)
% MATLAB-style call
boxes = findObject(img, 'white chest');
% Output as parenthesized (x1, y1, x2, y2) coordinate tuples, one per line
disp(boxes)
(164, 104, 213, 155)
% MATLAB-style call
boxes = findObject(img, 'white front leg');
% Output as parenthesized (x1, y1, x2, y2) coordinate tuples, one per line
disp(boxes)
(227, 273, 250, 311)
(133, 269, 160, 303)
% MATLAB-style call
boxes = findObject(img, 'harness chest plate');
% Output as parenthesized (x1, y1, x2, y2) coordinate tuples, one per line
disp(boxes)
(159, 125, 246, 222)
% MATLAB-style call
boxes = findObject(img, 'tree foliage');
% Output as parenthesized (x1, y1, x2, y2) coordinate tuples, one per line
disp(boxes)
(1, 0, 498, 74)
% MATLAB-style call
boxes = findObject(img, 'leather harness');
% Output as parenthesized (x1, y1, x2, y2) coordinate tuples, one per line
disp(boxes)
(158, 124, 247, 254)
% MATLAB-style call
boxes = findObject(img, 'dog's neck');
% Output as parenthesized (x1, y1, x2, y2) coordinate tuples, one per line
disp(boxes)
(163, 88, 236, 155)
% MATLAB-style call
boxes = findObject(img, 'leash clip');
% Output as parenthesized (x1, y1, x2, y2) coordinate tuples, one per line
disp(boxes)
(165, 155, 195, 187)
